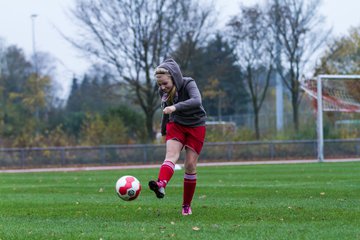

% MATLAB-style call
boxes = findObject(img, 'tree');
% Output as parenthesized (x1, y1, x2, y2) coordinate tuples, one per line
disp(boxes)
(9, 72, 52, 139)
(20, 73, 50, 120)
(63, 64, 146, 142)
(177, 34, 249, 119)
(0, 45, 32, 136)
(315, 25, 360, 75)
(314, 25, 360, 111)
(66, 69, 118, 114)
(0, 44, 60, 145)
(268, 0, 329, 132)
(202, 78, 225, 120)
(80, 113, 128, 145)
(32, 51, 60, 109)
(202, 35, 248, 117)
(66, 76, 81, 112)
(68, 0, 214, 141)
(228, 5, 274, 139)
(105, 106, 146, 143)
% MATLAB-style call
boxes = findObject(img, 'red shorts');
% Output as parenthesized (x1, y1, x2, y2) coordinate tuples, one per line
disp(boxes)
(166, 122, 206, 155)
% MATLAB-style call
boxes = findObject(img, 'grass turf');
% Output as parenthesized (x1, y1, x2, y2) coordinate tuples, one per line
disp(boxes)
(0, 161, 359, 239)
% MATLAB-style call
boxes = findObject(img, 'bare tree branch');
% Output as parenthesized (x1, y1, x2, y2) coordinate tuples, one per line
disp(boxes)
(66, 0, 214, 141)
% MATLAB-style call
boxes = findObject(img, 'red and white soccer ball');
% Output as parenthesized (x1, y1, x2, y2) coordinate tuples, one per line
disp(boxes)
(115, 175, 141, 201)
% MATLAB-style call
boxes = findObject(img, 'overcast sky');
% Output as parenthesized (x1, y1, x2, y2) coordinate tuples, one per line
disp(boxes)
(0, 0, 359, 99)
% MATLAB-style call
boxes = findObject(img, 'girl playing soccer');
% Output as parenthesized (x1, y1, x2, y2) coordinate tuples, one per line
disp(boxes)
(149, 58, 206, 216)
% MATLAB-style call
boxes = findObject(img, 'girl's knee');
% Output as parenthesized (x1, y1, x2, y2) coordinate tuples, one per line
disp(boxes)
(184, 160, 197, 173)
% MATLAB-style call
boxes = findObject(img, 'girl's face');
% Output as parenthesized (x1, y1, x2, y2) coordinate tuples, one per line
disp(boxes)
(156, 74, 174, 93)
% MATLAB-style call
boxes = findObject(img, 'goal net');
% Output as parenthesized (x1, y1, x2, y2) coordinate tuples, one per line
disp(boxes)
(301, 75, 360, 161)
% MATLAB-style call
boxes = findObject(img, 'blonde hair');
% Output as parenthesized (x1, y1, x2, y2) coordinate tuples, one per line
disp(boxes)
(155, 67, 177, 105)
(167, 85, 177, 105)
(154, 67, 169, 75)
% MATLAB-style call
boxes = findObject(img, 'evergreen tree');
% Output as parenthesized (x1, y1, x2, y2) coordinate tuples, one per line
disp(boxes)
(64, 65, 146, 142)
(203, 34, 249, 116)
(66, 76, 81, 112)
(178, 34, 249, 119)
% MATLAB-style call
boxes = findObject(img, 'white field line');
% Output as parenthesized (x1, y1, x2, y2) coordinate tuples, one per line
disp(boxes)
(0, 158, 359, 173)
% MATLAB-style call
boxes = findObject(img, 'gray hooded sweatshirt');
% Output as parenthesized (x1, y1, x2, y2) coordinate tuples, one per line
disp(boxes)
(157, 58, 206, 136)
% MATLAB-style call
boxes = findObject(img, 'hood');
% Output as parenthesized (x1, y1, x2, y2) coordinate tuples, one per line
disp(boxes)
(157, 58, 184, 90)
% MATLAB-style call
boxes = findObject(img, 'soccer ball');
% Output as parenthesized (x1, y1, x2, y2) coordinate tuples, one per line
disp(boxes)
(115, 175, 141, 201)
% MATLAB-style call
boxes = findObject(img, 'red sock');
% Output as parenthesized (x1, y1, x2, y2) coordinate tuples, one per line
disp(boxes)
(157, 160, 175, 187)
(183, 173, 197, 206)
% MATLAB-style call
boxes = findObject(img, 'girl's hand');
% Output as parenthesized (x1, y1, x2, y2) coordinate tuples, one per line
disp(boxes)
(163, 106, 176, 114)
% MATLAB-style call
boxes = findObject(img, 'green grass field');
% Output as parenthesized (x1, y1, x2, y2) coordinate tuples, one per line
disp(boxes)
(0, 161, 359, 240)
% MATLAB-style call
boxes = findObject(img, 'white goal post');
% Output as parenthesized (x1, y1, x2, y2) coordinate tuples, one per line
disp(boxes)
(301, 74, 360, 162)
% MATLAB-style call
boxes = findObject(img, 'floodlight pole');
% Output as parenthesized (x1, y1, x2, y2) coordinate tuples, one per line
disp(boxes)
(274, 0, 283, 132)
(275, 45, 283, 131)
(31, 14, 38, 74)
(316, 75, 324, 162)
(31, 14, 40, 131)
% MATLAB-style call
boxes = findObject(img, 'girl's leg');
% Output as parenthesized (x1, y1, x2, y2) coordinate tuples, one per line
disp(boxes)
(149, 139, 183, 198)
(182, 148, 199, 215)
(158, 139, 183, 186)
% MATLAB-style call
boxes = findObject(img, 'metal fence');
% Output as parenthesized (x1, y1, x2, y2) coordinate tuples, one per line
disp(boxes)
(0, 139, 359, 169)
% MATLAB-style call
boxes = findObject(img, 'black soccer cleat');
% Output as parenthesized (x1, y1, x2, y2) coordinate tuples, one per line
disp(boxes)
(148, 180, 165, 199)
